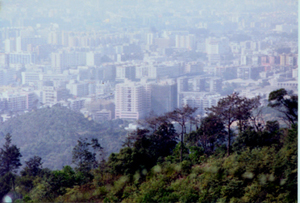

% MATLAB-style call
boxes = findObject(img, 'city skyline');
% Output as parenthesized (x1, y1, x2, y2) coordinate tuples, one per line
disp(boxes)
(0, 0, 297, 122)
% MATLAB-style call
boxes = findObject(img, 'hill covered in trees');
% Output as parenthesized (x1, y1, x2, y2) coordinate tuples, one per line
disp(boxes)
(0, 89, 297, 202)
(0, 105, 127, 169)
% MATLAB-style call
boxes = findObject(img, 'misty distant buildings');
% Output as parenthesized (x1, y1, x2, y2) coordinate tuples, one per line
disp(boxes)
(13, 52, 36, 64)
(51, 51, 87, 72)
(0, 0, 298, 122)
(68, 98, 85, 112)
(92, 109, 112, 122)
(175, 34, 196, 49)
(0, 91, 38, 112)
(147, 62, 184, 79)
(206, 37, 231, 65)
(86, 52, 102, 66)
(115, 79, 179, 119)
(21, 71, 42, 85)
(146, 33, 154, 45)
(66, 82, 89, 97)
(0, 68, 16, 86)
(150, 80, 177, 115)
(42, 86, 69, 104)
(177, 76, 223, 112)
(116, 65, 136, 82)
(181, 92, 222, 115)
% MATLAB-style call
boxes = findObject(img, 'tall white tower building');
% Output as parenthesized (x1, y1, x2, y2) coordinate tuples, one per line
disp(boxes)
(115, 80, 151, 120)
(146, 33, 154, 45)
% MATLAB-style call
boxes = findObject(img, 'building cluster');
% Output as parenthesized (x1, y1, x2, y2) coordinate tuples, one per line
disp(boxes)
(0, 0, 297, 122)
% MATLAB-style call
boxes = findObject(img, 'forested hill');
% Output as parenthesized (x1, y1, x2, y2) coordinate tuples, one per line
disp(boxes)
(0, 105, 127, 169)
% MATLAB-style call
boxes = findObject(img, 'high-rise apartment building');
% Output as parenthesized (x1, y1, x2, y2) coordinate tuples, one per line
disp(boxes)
(206, 38, 220, 55)
(4, 38, 16, 53)
(86, 52, 102, 66)
(0, 54, 9, 66)
(21, 71, 42, 85)
(42, 86, 70, 104)
(150, 80, 177, 115)
(8, 52, 36, 64)
(0, 91, 37, 112)
(181, 92, 221, 115)
(279, 54, 286, 66)
(16, 36, 46, 52)
(115, 80, 151, 120)
(48, 31, 61, 45)
(67, 82, 89, 97)
(51, 51, 87, 72)
(209, 78, 222, 92)
(116, 65, 136, 81)
(148, 63, 182, 79)
(175, 34, 195, 49)
(146, 33, 154, 45)
(206, 37, 230, 65)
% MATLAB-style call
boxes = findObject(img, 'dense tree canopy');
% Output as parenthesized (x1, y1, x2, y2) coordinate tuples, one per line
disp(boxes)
(0, 105, 127, 169)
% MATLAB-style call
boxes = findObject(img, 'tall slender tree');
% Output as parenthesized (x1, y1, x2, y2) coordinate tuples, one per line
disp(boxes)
(166, 105, 197, 162)
(0, 133, 22, 193)
(207, 93, 239, 156)
(72, 138, 103, 174)
(0, 133, 22, 176)
(235, 95, 260, 133)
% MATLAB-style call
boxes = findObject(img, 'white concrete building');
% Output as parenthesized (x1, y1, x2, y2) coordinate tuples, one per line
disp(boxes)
(115, 80, 151, 120)
(21, 71, 42, 85)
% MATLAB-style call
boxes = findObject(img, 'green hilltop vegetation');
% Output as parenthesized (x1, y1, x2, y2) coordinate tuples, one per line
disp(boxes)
(0, 105, 127, 169)
(0, 88, 297, 202)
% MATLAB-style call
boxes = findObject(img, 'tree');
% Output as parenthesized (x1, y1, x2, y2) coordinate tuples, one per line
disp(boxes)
(108, 147, 143, 175)
(0, 134, 22, 176)
(249, 106, 265, 132)
(166, 105, 197, 162)
(129, 128, 151, 149)
(194, 114, 225, 154)
(207, 93, 259, 156)
(148, 122, 177, 161)
(0, 134, 22, 194)
(18, 156, 43, 193)
(72, 138, 103, 174)
(138, 114, 169, 133)
(207, 93, 239, 156)
(235, 95, 260, 133)
(0, 172, 15, 200)
(268, 88, 298, 126)
(30, 166, 80, 202)
(232, 125, 282, 152)
(21, 156, 43, 177)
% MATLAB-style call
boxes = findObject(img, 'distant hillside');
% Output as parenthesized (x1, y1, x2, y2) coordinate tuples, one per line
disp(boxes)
(0, 105, 127, 170)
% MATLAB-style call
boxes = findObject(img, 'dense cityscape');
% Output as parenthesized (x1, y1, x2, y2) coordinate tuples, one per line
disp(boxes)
(0, 0, 298, 124)
(0, 0, 298, 202)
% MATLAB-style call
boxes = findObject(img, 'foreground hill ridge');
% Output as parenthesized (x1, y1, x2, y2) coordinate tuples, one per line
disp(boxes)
(0, 89, 297, 202)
